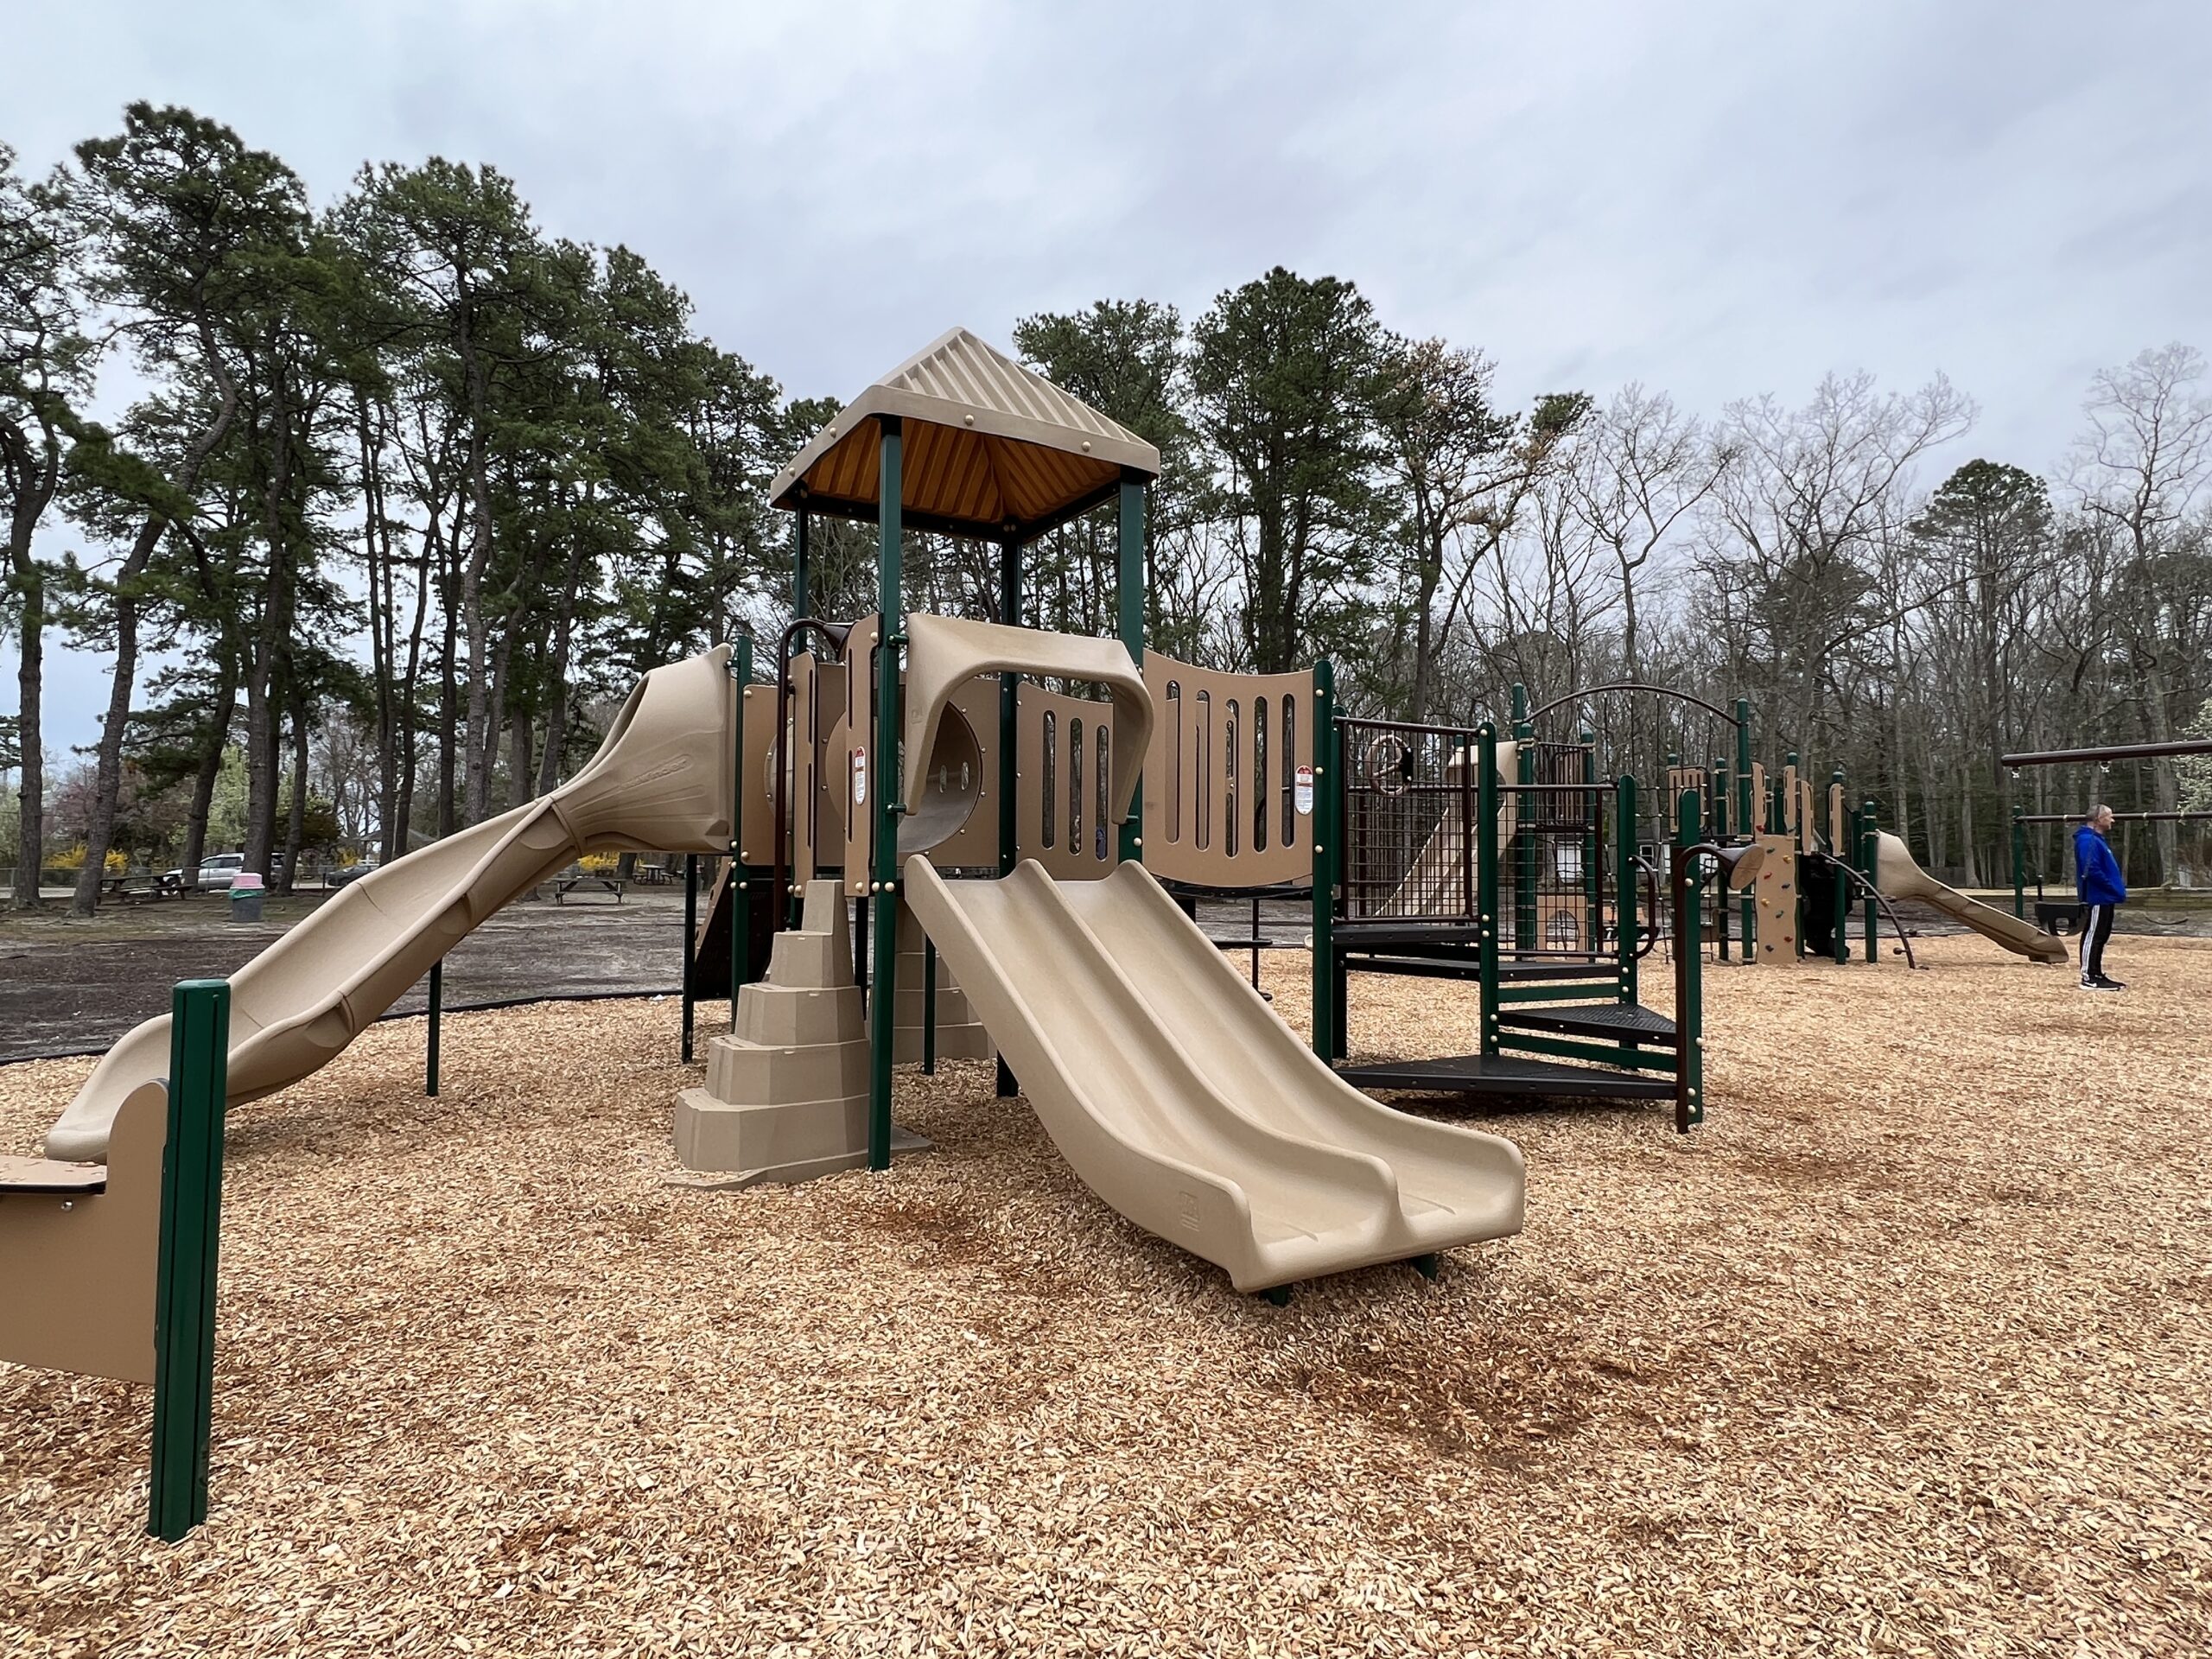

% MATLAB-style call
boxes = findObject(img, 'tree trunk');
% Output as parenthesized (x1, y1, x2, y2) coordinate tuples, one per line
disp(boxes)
(180, 662, 238, 889)
(69, 520, 165, 916)
(11, 569, 42, 911)
(281, 689, 309, 894)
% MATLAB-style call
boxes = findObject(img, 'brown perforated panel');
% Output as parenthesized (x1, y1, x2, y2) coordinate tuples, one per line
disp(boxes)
(1017, 683, 1121, 880)
(1141, 654, 1315, 888)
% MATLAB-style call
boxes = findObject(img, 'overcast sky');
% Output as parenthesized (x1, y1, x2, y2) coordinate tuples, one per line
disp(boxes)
(8, 0, 2211, 756)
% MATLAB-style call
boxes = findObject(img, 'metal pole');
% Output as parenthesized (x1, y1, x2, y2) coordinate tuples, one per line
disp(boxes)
(150, 978, 230, 1542)
(1712, 755, 1731, 961)
(1309, 660, 1337, 1063)
(1616, 775, 1639, 1005)
(922, 938, 938, 1076)
(1672, 803, 1703, 1134)
(792, 509, 810, 625)
(2012, 809, 2027, 919)
(1860, 799, 1879, 963)
(996, 533, 1021, 1099)
(729, 635, 753, 1029)
(1832, 769, 1849, 964)
(1735, 698, 1755, 950)
(425, 959, 442, 1097)
(868, 416, 902, 1172)
(1117, 475, 1146, 864)
(681, 854, 698, 1063)
(1476, 725, 1501, 1057)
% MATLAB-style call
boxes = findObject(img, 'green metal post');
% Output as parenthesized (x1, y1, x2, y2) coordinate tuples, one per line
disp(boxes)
(1831, 769, 1850, 964)
(149, 978, 230, 1542)
(425, 959, 442, 1096)
(1310, 660, 1338, 1063)
(681, 855, 699, 1062)
(1616, 775, 1639, 1006)
(1117, 475, 1145, 864)
(1581, 730, 1602, 959)
(1510, 685, 1535, 953)
(1477, 725, 1501, 1056)
(1735, 698, 1755, 950)
(921, 938, 938, 1076)
(792, 511, 810, 628)
(730, 635, 754, 1028)
(995, 535, 1020, 1098)
(1860, 799, 1879, 963)
(1712, 756, 1732, 961)
(868, 416, 902, 1172)
(1675, 793, 1703, 1133)
(2012, 809, 2027, 919)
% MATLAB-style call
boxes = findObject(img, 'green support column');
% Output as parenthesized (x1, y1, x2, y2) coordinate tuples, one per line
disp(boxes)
(1309, 660, 1337, 1063)
(1735, 699, 1755, 950)
(1580, 731, 1603, 959)
(1712, 756, 1732, 961)
(1860, 798, 1880, 963)
(1616, 775, 1640, 1005)
(150, 978, 231, 1542)
(1831, 769, 1850, 963)
(424, 958, 442, 1097)
(1675, 791, 1704, 1133)
(995, 535, 1020, 1098)
(2012, 809, 2027, 919)
(1476, 725, 1502, 1056)
(1117, 475, 1146, 864)
(868, 416, 903, 1172)
(729, 635, 754, 1027)
(1510, 686, 1535, 952)
(792, 510, 810, 626)
(681, 854, 699, 1063)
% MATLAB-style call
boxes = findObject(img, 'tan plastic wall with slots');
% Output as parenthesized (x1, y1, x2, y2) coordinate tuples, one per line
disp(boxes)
(0, 1080, 164, 1382)
(1018, 683, 1122, 880)
(1139, 654, 1317, 889)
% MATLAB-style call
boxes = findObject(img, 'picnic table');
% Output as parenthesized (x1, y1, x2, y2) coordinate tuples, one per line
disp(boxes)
(554, 873, 627, 905)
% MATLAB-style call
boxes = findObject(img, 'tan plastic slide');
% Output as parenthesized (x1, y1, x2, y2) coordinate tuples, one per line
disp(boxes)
(903, 855, 1526, 1293)
(43, 649, 739, 1163)
(1872, 830, 2069, 964)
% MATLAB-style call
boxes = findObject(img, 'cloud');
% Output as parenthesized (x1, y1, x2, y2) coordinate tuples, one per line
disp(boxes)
(6, 0, 2210, 753)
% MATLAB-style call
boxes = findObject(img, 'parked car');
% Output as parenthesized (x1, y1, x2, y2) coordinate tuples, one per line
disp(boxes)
(326, 859, 380, 889)
(157, 852, 286, 893)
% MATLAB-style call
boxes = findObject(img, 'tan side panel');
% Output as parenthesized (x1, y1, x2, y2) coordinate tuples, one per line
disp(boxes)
(1798, 779, 1817, 855)
(808, 658, 849, 878)
(1752, 832, 1799, 965)
(788, 652, 817, 885)
(1828, 783, 1846, 852)
(1141, 654, 1315, 888)
(0, 1080, 163, 1383)
(1750, 762, 1768, 833)
(737, 683, 781, 866)
(1018, 683, 1120, 880)
(841, 616, 880, 896)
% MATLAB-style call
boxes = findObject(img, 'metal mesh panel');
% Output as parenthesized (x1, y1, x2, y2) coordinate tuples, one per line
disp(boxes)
(1340, 719, 1478, 923)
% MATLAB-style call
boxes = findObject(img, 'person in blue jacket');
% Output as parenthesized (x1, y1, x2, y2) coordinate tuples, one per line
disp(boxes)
(2074, 805, 2127, 991)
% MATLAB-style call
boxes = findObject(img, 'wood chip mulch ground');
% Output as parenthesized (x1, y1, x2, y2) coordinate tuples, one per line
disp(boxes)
(4, 938, 2209, 1656)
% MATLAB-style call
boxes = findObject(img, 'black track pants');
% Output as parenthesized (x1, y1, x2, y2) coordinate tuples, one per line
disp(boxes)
(2079, 902, 2115, 982)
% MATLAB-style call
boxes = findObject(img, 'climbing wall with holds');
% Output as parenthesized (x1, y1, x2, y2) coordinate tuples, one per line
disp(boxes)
(1752, 832, 1800, 963)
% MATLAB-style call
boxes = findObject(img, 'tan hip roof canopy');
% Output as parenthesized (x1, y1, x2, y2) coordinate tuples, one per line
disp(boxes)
(769, 327, 1161, 543)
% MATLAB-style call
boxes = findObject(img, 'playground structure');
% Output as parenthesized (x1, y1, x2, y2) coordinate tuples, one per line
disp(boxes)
(3, 324, 2153, 1540)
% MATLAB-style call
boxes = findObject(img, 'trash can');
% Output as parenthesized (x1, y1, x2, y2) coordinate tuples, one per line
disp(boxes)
(229, 871, 265, 923)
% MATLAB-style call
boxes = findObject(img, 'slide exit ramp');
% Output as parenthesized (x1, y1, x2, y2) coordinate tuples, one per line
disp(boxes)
(903, 855, 1524, 1294)
(1872, 831, 2070, 964)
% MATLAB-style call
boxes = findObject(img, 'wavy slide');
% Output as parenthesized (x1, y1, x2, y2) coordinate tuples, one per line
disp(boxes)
(1872, 830, 2069, 964)
(44, 650, 738, 1163)
(902, 855, 1525, 1292)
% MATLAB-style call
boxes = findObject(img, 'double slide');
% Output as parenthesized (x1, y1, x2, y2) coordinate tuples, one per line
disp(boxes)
(904, 856, 1525, 1292)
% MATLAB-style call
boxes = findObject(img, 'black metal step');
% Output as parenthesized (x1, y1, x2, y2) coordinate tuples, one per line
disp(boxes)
(1343, 954, 1484, 981)
(1332, 921, 1481, 948)
(1337, 1053, 1677, 1102)
(1496, 1002, 1678, 1044)
(1497, 960, 1622, 982)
